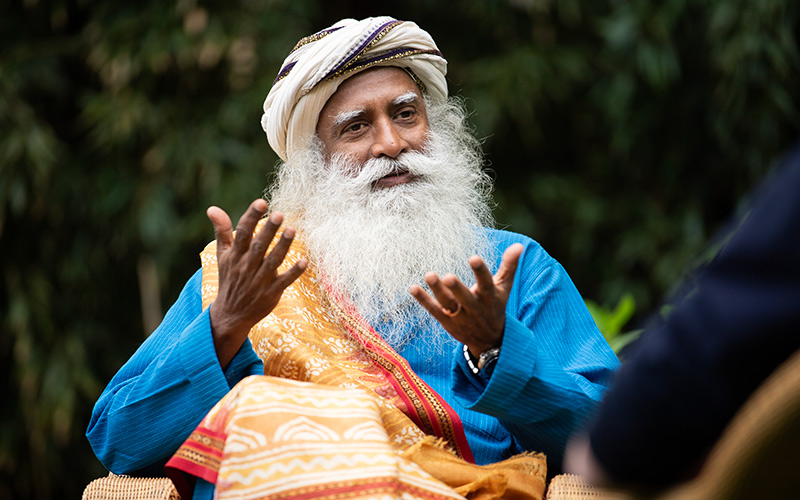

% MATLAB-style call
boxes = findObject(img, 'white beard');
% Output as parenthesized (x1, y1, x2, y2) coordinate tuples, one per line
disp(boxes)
(268, 98, 495, 352)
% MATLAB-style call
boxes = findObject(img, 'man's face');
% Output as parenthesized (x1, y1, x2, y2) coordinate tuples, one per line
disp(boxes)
(315, 67, 430, 189)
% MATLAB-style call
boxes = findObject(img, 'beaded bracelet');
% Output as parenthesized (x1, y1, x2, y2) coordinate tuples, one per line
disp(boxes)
(463, 344, 501, 376)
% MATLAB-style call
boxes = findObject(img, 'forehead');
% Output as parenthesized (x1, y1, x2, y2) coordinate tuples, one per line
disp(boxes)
(318, 67, 423, 122)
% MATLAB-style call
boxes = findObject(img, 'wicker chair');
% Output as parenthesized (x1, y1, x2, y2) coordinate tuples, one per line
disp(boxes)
(82, 474, 179, 500)
(85, 349, 800, 500)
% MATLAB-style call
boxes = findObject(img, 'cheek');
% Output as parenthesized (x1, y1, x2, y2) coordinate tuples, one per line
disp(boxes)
(407, 115, 430, 149)
(327, 143, 368, 166)
(346, 148, 370, 167)
(409, 127, 430, 150)
(326, 148, 369, 177)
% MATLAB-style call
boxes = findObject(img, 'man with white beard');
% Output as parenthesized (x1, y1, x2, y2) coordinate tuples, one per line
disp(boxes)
(88, 17, 619, 499)
(270, 92, 495, 353)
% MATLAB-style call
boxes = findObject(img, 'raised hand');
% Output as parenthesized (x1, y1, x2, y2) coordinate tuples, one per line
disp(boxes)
(409, 243, 523, 358)
(207, 199, 307, 369)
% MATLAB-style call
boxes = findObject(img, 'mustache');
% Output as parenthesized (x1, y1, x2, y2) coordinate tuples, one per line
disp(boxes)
(330, 151, 430, 186)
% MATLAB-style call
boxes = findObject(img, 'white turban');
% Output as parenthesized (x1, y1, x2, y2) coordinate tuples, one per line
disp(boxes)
(261, 17, 448, 163)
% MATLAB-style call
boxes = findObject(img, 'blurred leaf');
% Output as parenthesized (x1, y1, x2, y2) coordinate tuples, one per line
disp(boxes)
(586, 293, 636, 339)
(609, 328, 644, 354)
(586, 293, 642, 355)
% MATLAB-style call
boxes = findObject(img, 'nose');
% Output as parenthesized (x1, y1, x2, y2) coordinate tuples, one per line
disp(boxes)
(370, 118, 409, 159)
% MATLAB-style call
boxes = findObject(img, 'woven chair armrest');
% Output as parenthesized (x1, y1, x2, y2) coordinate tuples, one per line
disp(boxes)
(82, 473, 179, 500)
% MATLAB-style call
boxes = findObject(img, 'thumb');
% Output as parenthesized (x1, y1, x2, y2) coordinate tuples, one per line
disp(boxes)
(494, 243, 523, 296)
(207, 206, 234, 254)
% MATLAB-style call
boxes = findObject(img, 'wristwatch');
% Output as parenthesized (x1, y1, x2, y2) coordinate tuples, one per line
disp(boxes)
(463, 344, 501, 377)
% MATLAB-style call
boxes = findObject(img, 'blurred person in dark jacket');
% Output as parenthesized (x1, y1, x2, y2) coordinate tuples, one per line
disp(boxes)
(565, 141, 800, 489)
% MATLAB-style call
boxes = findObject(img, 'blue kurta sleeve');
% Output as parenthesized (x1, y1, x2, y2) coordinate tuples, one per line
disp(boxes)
(86, 269, 263, 474)
(452, 230, 619, 466)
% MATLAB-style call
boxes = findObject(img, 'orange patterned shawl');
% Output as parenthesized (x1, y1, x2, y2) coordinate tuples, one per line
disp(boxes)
(166, 223, 546, 499)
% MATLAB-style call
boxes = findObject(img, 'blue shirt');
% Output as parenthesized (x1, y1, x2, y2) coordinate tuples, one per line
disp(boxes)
(87, 228, 618, 486)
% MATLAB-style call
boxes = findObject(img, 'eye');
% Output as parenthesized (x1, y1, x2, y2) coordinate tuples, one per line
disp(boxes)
(396, 108, 416, 120)
(343, 122, 366, 135)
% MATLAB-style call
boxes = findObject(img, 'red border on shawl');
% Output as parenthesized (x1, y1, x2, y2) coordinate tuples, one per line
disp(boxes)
(165, 426, 226, 499)
(359, 332, 445, 437)
(325, 282, 475, 464)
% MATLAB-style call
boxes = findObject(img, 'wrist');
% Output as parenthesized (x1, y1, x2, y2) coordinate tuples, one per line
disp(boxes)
(209, 302, 250, 339)
(464, 319, 505, 358)
(208, 302, 251, 370)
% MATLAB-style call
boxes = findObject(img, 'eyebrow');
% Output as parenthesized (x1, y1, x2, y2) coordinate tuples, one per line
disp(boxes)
(393, 91, 419, 106)
(333, 109, 365, 126)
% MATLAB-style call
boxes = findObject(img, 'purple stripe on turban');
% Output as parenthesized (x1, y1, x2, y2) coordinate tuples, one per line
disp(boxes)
(321, 19, 404, 82)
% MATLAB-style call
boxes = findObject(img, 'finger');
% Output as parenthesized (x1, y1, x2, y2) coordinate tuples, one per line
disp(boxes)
(207, 206, 233, 255)
(469, 256, 496, 300)
(232, 199, 268, 254)
(409, 284, 449, 321)
(425, 272, 460, 312)
(259, 224, 296, 273)
(268, 258, 308, 292)
(440, 274, 478, 309)
(249, 211, 284, 264)
(494, 243, 524, 297)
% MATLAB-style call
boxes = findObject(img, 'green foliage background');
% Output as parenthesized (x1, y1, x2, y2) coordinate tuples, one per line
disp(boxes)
(1, 0, 797, 497)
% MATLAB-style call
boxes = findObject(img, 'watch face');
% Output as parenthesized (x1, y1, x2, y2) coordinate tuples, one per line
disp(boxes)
(477, 347, 500, 374)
